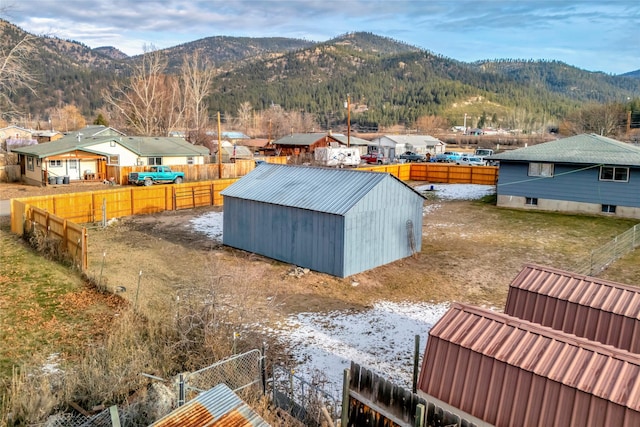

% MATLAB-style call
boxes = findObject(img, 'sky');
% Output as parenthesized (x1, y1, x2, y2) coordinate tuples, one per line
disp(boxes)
(3, 0, 639, 75)
(188, 184, 496, 396)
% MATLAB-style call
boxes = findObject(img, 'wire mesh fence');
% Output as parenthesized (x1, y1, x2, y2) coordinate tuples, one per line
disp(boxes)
(183, 349, 264, 399)
(46, 406, 117, 427)
(573, 224, 640, 276)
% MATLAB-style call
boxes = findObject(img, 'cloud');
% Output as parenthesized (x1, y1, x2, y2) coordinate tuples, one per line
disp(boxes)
(5, 0, 640, 73)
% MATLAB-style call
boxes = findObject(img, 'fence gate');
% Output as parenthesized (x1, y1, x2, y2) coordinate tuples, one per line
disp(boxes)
(173, 185, 215, 210)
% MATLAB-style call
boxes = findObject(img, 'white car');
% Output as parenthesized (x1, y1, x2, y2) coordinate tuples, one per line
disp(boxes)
(456, 156, 485, 166)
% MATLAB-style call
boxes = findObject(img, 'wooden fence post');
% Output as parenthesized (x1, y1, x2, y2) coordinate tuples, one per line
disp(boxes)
(341, 368, 351, 427)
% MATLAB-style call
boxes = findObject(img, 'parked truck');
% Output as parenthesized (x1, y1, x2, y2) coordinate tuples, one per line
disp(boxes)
(474, 148, 498, 166)
(128, 165, 185, 186)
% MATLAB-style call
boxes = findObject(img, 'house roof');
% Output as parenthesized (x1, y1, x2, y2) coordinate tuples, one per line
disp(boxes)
(10, 136, 209, 158)
(64, 125, 126, 138)
(272, 133, 330, 146)
(489, 133, 640, 166)
(329, 133, 371, 146)
(375, 134, 444, 146)
(221, 163, 424, 215)
(150, 383, 270, 426)
(424, 303, 640, 412)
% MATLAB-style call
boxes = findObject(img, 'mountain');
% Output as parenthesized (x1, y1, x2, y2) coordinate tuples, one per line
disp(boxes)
(621, 69, 640, 79)
(472, 59, 640, 102)
(3, 19, 640, 130)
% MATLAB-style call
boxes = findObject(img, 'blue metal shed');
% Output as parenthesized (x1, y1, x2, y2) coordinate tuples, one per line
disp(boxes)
(221, 164, 425, 277)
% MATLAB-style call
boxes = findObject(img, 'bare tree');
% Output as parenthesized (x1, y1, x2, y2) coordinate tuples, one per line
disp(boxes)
(0, 28, 38, 121)
(104, 46, 184, 136)
(49, 104, 87, 132)
(560, 103, 627, 137)
(181, 49, 215, 144)
(415, 115, 449, 134)
(235, 101, 253, 136)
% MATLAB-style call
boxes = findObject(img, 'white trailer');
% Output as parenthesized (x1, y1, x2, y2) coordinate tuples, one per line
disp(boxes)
(314, 147, 361, 167)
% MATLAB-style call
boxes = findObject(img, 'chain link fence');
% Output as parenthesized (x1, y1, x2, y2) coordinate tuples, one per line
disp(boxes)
(46, 406, 118, 427)
(183, 349, 264, 399)
(573, 224, 640, 276)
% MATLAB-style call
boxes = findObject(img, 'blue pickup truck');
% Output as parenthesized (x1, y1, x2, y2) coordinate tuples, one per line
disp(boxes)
(128, 166, 185, 186)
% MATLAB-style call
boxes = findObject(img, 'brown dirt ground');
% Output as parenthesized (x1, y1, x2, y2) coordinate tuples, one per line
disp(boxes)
(3, 181, 638, 327)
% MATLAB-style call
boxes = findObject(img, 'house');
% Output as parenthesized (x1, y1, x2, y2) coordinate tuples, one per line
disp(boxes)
(504, 263, 640, 353)
(271, 132, 370, 156)
(369, 134, 445, 159)
(220, 164, 425, 277)
(490, 133, 640, 219)
(418, 303, 640, 427)
(11, 134, 209, 186)
(1, 125, 37, 151)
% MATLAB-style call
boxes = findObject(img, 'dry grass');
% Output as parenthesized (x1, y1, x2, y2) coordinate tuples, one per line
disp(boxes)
(1, 182, 638, 425)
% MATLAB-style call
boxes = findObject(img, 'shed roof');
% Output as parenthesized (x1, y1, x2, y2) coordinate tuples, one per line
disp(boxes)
(423, 303, 640, 411)
(221, 163, 424, 215)
(150, 383, 270, 426)
(329, 133, 371, 146)
(505, 263, 640, 352)
(489, 133, 640, 166)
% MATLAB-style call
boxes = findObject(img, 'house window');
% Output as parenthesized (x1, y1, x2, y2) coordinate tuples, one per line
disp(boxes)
(187, 156, 194, 165)
(599, 166, 629, 182)
(528, 162, 554, 177)
(602, 204, 617, 213)
(36, 158, 41, 167)
(49, 160, 62, 167)
(108, 155, 120, 165)
(27, 157, 34, 171)
(68, 159, 78, 169)
(148, 157, 162, 165)
(525, 197, 538, 206)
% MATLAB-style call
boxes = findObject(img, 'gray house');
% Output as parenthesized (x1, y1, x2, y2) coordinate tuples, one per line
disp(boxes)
(221, 164, 425, 277)
(490, 133, 640, 219)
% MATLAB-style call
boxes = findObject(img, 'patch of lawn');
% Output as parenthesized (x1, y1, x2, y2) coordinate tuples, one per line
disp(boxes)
(0, 227, 123, 380)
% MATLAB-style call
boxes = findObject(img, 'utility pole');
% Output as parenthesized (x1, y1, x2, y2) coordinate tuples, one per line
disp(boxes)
(217, 112, 222, 179)
(344, 94, 351, 147)
(464, 113, 467, 130)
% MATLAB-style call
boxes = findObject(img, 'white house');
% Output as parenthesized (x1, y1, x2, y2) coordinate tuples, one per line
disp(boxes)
(369, 134, 445, 159)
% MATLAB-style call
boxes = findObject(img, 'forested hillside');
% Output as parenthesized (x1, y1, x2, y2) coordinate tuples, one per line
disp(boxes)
(3, 19, 640, 131)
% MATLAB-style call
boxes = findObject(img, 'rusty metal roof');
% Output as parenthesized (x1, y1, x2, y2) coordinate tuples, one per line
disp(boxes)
(419, 303, 640, 426)
(505, 263, 640, 353)
(151, 383, 270, 427)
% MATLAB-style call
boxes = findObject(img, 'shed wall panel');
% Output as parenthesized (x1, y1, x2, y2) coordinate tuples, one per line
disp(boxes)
(223, 198, 344, 276)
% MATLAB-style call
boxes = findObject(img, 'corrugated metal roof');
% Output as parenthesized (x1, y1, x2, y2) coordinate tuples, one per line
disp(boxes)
(151, 383, 270, 426)
(329, 134, 371, 146)
(421, 303, 640, 414)
(504, 263, 640, 353)
(377, 134, 444, 146)
(271, 132, 330, 146)
(221, 163, 423, 215)
(489, 133, 640, 166)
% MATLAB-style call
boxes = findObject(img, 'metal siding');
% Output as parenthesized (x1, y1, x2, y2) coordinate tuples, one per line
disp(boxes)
(505, 264, 640, 353)
(342, 177, 423, 276)
(496, 162, 640, 207)
(418, 304, 640, 427)
(224, 198, 344, 276)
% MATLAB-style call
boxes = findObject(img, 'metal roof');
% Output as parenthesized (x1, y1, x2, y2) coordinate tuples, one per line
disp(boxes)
(329, 133, 371, 146)
(220, 163, 423, 215)
(11, 135, 209, 158)
(505, 263, 640, 352)
(421, 303, 640, 413)
(489, 133, 640, 166)
(271, 132, 330, 146)
(151, 383, 270, 426)
(376, 134, 444, 146)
